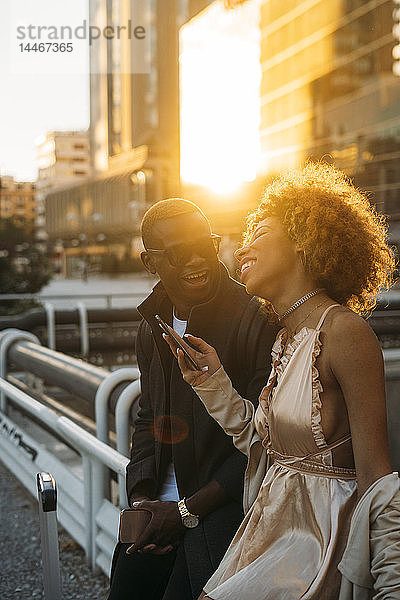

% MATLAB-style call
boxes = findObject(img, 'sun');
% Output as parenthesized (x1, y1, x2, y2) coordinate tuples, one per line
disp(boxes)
(179, 0, 262, 196)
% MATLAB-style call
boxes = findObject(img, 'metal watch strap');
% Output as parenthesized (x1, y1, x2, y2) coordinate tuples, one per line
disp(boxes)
(178, 498, 199, 519)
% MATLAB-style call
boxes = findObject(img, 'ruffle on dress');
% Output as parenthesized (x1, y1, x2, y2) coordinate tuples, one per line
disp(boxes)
(309, 332, 326, 450)
(260, 327, 328, 452)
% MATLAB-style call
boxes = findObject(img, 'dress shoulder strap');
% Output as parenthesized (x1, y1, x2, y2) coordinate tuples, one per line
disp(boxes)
(316, 304, 341, 331)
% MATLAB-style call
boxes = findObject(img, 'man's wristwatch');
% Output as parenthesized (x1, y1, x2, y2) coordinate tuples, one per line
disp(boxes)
(177, 498, 200, 529)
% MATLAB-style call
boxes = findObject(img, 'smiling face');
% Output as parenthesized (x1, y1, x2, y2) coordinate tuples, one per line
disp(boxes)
(235, 216, 300, 301)
(142, 211, 220, 315)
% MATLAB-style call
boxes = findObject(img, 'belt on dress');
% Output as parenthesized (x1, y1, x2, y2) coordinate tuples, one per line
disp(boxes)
(266, 434, 357, 479)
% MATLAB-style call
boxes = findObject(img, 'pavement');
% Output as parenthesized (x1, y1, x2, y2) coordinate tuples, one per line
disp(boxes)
(0, 459, 110, 600)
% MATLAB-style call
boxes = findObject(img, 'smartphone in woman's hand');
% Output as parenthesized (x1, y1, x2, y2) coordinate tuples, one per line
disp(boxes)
(155, 314, 200, 370)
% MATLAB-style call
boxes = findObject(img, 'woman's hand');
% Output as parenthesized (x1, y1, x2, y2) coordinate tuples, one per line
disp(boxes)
(162, 329, 221, 387)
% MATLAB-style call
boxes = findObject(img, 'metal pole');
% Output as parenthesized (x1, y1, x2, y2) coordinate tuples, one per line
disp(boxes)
(115, 379, 141, 506)
(383, 348, 400, 380)
(94, 368, 139, 504)
(0, 377, 130, 574)
(44, 302, 56, 350)
(8, 337, 108, 402)
(95, 367, 140, 445)
(36, 472, 62, 600)
(0, 329, 40, 412)
(82, 454, 93, 564)
(77, 301, 89, 358)
(115, 379, 141, 459)
(91, 459, 104, 571)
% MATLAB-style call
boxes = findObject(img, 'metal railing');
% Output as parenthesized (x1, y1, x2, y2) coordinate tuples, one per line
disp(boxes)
(2, 325, 135, 396)
(0, 328, 142, 576)
(383, 348, 400, 379)
(0, 291, 146, 309)
(0, 304, 141, 369)
(0, 377, 129, 574)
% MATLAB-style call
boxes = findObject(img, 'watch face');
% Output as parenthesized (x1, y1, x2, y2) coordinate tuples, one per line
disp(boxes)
(183, 514, 199, 528)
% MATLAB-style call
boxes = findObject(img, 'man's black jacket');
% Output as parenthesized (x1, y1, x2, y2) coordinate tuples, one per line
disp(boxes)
(126, 264, 277, 597)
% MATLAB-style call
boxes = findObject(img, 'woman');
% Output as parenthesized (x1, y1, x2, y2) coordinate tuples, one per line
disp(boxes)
(164, 162, 398, 599)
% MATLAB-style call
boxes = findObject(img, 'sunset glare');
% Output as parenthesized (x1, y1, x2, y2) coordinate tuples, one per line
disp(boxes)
(179, 0, 261, 195)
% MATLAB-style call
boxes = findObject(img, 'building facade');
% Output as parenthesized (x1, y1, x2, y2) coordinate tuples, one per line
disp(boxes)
(88, 0, 192, 217)
(180, 0, 400, 252)
(0, 176, 37, 231)
(45, 0, 197, 276)
(37, 131, 91, 186)
(36, 131, 91, 263)
(259, 0, 400, 211)
(258, 0, 400, 248)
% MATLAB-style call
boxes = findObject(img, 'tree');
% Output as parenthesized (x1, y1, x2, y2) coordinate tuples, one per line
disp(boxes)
(0, 219, 52, 314)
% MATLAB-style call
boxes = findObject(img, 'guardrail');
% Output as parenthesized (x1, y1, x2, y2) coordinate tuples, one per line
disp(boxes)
(0, 304, 141, 365)
(0, 377, 129, 575)
(1, 329, 140, 418)
(0, 328, 142, 576)
(0, 306, 140, 332)
(383, 348, 400, 380)
(0, 291, 145, 309)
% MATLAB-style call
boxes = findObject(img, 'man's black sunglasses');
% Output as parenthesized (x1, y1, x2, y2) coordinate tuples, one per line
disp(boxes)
(145, 234, 221, 267)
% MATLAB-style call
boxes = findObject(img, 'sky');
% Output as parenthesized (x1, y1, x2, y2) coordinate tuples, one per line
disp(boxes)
(0, 0, 90, 181)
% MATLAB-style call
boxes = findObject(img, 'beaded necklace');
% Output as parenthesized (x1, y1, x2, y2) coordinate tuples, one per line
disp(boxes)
(278, 288, 325, 322)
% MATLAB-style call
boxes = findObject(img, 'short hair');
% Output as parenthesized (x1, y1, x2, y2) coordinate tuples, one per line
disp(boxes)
(141, 198, 210, 248)
(244, 161, 396, 314)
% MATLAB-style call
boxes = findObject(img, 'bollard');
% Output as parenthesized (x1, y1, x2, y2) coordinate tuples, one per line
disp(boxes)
(37, 472, 62, 600)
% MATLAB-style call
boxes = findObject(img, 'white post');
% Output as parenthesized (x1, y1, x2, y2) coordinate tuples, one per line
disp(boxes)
(37, 472, 62, 600)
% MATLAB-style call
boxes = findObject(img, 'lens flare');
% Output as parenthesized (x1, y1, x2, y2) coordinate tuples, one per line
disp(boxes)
(153, 415, 189, 444)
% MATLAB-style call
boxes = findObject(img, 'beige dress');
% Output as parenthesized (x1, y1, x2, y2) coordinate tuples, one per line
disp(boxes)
(197, 305, 358, 600)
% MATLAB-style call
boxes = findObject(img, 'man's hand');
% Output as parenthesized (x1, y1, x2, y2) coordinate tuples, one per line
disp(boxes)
(126, 500, 184, 555)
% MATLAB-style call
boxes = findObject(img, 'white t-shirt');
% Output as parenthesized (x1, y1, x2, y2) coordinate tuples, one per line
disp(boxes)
(157, 311, 187, 502)
(172, 312, 187, 338)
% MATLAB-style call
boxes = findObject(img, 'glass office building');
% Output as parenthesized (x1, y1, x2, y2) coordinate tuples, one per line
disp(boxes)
(259, 0, 400, 224)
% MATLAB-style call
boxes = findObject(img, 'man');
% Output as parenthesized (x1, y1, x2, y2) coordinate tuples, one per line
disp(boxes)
(108, 199, 277, 600)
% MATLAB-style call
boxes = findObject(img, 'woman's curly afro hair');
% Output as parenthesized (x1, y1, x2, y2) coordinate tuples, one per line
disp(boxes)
(244, 161, 396, 314)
